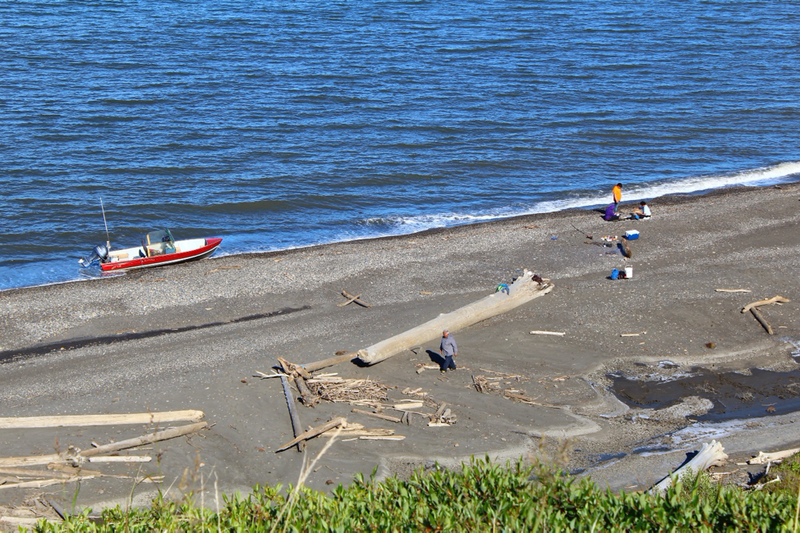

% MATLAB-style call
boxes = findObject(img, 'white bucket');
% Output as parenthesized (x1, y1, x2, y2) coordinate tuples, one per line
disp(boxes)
(625, 266, 633, 279)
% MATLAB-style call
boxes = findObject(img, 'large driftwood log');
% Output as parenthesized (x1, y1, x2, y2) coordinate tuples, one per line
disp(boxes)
(648, 440, 728, 495)
(0, 410, 204, 429)
(741, 295, 790, 313)
(357, 272, 553, 365)
(279, 375, 305, 452)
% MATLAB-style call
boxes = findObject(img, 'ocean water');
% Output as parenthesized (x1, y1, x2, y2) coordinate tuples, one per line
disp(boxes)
(2, 1, 799, 291)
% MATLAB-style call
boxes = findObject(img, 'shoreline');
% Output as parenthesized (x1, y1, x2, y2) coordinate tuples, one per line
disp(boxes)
(3, 179, 799, 297)
(0, 182, 799, 510)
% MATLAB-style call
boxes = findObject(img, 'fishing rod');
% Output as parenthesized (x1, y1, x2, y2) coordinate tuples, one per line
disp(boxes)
(100, 197, 110, 250)
(571, 223, 592, 240)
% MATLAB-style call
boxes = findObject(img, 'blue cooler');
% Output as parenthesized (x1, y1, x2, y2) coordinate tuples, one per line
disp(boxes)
(624, 230, 639, 240)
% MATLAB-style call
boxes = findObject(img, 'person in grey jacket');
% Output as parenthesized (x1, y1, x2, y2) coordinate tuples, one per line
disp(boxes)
(439, 329, 458, 373)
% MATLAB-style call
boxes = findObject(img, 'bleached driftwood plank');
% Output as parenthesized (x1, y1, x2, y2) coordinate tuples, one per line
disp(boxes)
(0, 410, 204, 429)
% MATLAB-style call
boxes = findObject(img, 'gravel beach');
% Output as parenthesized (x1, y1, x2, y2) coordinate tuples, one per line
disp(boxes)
(1, 182, 799, 512)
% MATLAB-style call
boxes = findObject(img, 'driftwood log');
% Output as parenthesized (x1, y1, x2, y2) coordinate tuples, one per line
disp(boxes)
(529, 330, 565, 336)
(741, 295, 790, 313)
(715, 288, 751, 293)
(747, 447, 800, 465)
(275, 417, 346, 452)
(649, 440, 728, 495)
(279, 375, 305, 452)
(341, 290, 371, 308)
(0, 422, 208, 467)
(0, 410, 204, 429)
(357, 272, 552, 365)
(750, 307, 773, 334)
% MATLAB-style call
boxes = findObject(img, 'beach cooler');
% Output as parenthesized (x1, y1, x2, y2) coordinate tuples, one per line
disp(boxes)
(624, 230, 640, 240)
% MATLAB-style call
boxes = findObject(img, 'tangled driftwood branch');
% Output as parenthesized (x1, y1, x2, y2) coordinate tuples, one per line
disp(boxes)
(306, 377, 391, 403)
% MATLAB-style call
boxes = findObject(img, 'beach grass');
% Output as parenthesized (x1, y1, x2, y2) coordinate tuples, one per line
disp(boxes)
(32, 456, 800, 532)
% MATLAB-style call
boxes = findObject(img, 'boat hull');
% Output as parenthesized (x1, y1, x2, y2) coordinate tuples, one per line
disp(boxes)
(99, 237, 222, 272)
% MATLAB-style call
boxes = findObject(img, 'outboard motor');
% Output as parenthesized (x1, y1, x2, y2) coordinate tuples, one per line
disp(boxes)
(93, 244, 109, 262)
(79, 243, 109, 266)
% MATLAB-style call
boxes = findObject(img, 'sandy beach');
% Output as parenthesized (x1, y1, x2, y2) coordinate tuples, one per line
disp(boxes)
(1, 182, 799, 512)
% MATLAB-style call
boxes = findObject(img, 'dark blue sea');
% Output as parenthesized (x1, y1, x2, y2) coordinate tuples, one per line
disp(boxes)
(2, 1, 799, 291)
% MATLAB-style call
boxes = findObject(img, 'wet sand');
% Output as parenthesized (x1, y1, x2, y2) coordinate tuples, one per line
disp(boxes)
(1, 182, 799, 511)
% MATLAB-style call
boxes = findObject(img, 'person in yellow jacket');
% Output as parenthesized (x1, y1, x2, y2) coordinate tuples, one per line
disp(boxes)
(612, 183, 622, 210)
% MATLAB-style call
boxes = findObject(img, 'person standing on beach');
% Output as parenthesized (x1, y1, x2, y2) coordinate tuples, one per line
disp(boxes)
(439, 329, 457, 373)
(612, 183, 622, 210)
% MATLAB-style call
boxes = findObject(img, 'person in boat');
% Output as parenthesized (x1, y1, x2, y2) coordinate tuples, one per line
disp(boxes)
(439, 329, 458, 373)
(632, 201, 651, 219)
(603, 204, 620, 221)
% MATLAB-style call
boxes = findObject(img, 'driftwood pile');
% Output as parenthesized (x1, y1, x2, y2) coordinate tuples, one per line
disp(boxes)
(261, 356, 459, 453)
(307, 376, 391, 404)
(0, 411, 207, 495)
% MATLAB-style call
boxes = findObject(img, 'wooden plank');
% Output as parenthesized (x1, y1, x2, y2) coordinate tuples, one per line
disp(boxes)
(86, 455, 151, 463)
(0, 454, 63, 468)
(392, 401, 424, 410)
(529, 330, 565, 336)
(275, 417, 345, 452)
(280, 375, 305, 452)
(0, 410, 204, 429)
(352, 408, 402, 423)
(359, 435, 405, 441)
(715, 288, 751, 293)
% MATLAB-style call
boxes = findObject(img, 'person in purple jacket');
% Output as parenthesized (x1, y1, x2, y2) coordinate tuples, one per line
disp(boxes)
(604, 204, 620, 221)
(439, 329, 458, 373)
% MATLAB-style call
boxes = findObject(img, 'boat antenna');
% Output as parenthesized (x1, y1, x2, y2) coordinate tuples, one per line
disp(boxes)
(100, 197, 110, 250)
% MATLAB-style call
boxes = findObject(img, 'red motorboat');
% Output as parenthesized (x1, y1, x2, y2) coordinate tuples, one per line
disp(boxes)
(80, 229, 222, 272)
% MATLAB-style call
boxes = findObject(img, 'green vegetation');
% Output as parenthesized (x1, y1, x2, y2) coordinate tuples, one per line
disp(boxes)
(34, 457, 800, 532)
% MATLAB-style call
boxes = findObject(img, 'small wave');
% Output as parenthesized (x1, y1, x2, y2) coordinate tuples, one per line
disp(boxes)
(360, 162, 800, 235)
